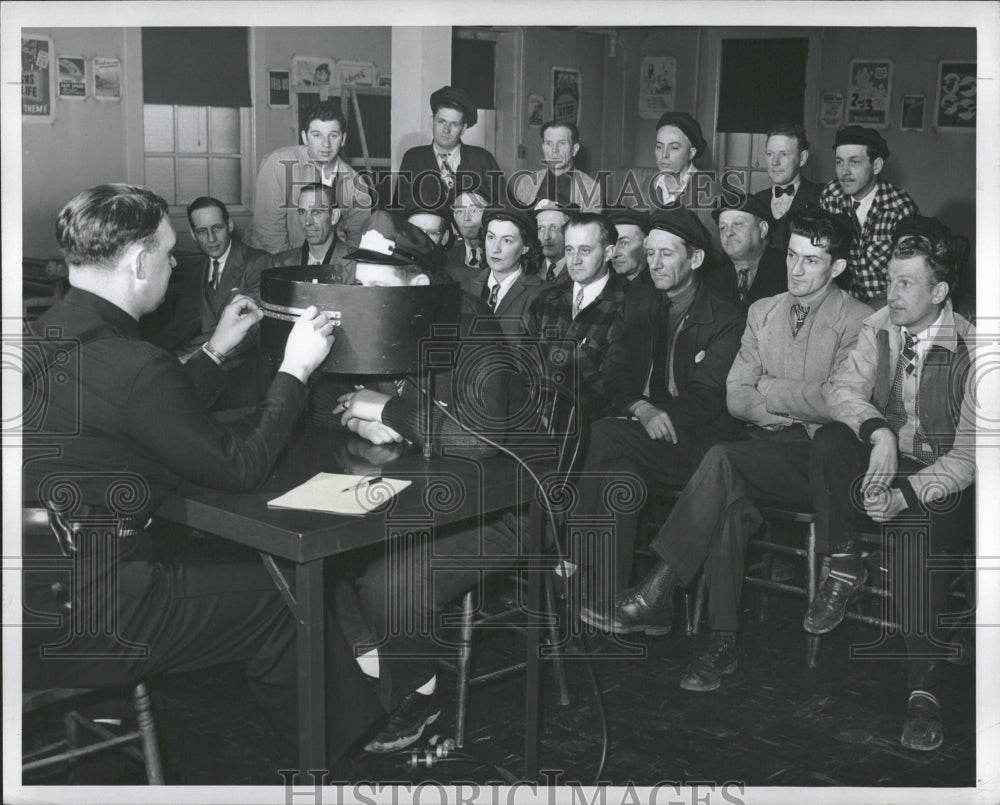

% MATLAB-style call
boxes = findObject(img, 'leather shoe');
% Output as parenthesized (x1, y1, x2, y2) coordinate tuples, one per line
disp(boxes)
(578, 586, 674, 635)
(900, 690, 943, 751)
(803, 562, 868, 634)
(680, 632, 738, 692)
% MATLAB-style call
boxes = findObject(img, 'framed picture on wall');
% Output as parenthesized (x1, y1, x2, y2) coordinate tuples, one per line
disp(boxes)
(900, 94, 925, 131)
(935, 60, 976, 131)
(551, 67, 580, 126)
(847, 59, 892, 127)
(57, 56, 86, 99)
(268, 69, 290, 107)
(21, 35, 54, 119)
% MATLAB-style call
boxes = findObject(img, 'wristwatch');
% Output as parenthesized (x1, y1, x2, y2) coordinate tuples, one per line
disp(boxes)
(201, 342, 229, 366)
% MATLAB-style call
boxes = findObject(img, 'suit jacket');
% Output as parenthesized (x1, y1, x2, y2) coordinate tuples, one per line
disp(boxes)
(509, 168, 603, 211)
(727, 288, 871, 436)
(527, 271, 629, 423)
(462, 268, 550, 342)
(704, 246, 787, 309)
(149, 238, 272, 354)
(444, 238, 484, 283)
(395, 143, 505, 208)
(753, 177, 821, 251)
(249, 145, 374, 253)
(270, 239, 356, 283)
(605, 277, 746, 445)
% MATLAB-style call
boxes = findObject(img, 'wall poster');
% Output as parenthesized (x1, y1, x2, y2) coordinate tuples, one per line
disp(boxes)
(935, 60, 976, 131)
(268, 69, 290, 107)
(92, 57, 122, 101)
(22, 35, 53, 118)
(527, 93, 544, 127)
(847, 59, 892, 127)
(551, 67, 580, 126)
(820, 92, 844, 128)
(57, 56, 86, 99)
(638, 56, 676, 119)
(900, 94, 925, 131)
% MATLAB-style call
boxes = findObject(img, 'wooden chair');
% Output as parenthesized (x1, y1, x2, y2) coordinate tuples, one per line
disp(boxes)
(22, 684, 164, 783)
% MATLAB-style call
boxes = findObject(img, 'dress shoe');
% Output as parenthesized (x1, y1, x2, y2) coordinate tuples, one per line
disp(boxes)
(578, 587, 674, 635)
(803, 560, 868, 634)
(363, 688, 440, 753)
(900, 690, 943, 751)
(680, 631, 738, 692)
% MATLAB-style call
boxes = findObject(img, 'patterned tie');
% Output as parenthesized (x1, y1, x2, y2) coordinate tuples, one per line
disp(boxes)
(572, 286, 584, 319)
(791, 303, 810, 337)
(487, 282, 500, 311)
(209, 258, 220, 291)
(885, 332, 918, 435)
(438, 154, 455, 191)
(851, 199, 863, 237)
(545, 261, 557, 283)
(737, 269, 751, 302)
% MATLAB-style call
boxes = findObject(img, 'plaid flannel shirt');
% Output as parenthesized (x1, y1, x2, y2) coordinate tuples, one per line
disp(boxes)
(526, 272, 628, 423)
(819, 177, 919, 302)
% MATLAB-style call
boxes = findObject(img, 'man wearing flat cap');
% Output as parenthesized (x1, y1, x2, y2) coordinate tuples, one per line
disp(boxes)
(534, 197, 579, 284)
(607, 207, 653, 288)
(753, 122, 821, 251)
(706, 192, 788, 308)
(820, 125, 919, 305)
(581, 209, 871, 696)
(395, 85, 505, 212)
(572, 206, 745, 607)
(804, 215, 974, 752)
(509, 119, 603, 212)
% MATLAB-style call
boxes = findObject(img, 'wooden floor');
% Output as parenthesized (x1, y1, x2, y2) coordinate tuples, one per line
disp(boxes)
(21, 575, 977, 791)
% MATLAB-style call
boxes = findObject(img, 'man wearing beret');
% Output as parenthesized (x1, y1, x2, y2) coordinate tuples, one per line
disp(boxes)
(573, 207, 745, 603)
(582, 209, 871, 695)
(705, 192, 788, 308)
(607, 207, 653, 288)
(820, 125, 920, 305)
(395, 85, 505, 212)
(510, 119, 603, 212)
(250, 100, 374, 254)
(803, 216, 975, 751)
(752, 122, 821, 251)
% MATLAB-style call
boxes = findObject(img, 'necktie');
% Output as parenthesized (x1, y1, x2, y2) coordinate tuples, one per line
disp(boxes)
(851, 199, 863, 236)
(209, 258, 220, 290)
(572, 286, 584, 319)
(545, 261, 557, 282)
(885, 332, 918, 435)
(774, 184, 795, 198)
(736, 269, 751, 302)
(438, 154, 455, 191)
(467, 248, 479, 268)
(488, 283, 500, 311)
(791, 303, 810, 337)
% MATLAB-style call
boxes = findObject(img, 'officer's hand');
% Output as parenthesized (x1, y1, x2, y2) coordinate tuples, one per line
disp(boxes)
(207, 295, 262, 356)
(278, 306, 337, 383)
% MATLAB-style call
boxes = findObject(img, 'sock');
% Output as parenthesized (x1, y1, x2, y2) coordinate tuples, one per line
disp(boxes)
(356, 648, 379, 679)
(415, 675, 437, 696)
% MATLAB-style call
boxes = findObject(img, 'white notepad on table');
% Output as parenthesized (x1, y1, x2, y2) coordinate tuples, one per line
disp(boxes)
(267, 473, 411, 516)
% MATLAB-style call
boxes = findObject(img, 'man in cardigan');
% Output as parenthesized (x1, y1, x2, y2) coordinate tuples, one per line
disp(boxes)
(804, 217, 975, 751)
(148, 196, 272, 408)
(752, 122, 821, 251)
(581, 210, 871, 694)
(510, 119, 603, 212)
(573, 207, 745, 602)
(819, 125, 920, 306)
(250, 100, 374, 253)
(705, 192, 787, 308)
(395, 85, 505, 211)
(270, 183, 355, 282)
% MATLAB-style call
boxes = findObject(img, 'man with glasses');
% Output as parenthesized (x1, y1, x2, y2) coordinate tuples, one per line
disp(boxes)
(271, 183, 356, 281)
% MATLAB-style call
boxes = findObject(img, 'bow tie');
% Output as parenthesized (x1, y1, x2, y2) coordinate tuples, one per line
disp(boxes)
(774, 184, 796, 198)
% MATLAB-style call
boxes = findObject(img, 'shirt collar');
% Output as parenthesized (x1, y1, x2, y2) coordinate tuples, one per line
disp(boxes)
(212, 240, 233, 269)
(573, 271, 611, 312)
(903, 303, 955, 356)
(654, 164, 697, 198)
(488, 267, 522, 293)
(774, 175, 802, 195)
(434, 144, 462, 170)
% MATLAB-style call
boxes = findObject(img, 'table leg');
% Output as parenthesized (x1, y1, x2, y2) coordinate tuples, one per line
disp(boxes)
(297, 558, 327, 771)
(525, 501, 544, 779)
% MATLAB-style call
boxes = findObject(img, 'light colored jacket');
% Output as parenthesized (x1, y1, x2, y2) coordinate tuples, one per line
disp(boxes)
(249, 145, 374, 254)
(826, 301, 976, 503)
(727, 288, 871, 435)
(509, 168, 603, 211)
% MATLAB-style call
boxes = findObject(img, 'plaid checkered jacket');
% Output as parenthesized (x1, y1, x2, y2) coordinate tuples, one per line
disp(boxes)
(526, 271, 628, 423)
(819, 177, 919, 302)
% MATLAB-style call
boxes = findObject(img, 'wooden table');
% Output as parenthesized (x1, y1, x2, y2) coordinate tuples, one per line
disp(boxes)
(156, 425, 547, 773)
